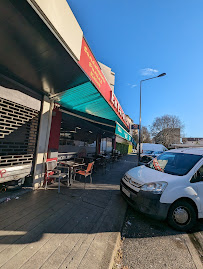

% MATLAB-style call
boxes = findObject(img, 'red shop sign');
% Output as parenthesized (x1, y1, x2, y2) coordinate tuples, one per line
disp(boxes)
(78, 38, 129, 128)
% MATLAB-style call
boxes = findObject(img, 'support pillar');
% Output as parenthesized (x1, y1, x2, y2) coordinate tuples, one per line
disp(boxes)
(33, 96, 54, 189)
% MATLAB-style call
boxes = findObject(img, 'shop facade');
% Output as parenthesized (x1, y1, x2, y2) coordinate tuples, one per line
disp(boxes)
(0, 0, 134, 190)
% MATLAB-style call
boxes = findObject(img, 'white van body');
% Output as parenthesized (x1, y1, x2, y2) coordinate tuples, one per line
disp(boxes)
(137, 143, 167, 154)
(120, 148, 203, 231)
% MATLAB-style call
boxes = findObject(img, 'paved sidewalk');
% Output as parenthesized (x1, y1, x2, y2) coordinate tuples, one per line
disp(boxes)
(0, 154, 137, 269)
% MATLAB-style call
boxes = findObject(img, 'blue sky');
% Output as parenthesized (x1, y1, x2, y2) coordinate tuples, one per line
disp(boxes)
(67, 0, 203, 137)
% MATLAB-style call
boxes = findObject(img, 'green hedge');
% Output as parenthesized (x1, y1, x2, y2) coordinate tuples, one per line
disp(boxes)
(116, 142, 129, 155)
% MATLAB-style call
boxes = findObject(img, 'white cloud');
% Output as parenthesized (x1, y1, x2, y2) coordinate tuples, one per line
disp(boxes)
(141, 68, 159, 76)
(128, 83, 137, 88)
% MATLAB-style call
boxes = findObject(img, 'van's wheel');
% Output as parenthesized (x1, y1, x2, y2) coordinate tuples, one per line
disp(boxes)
(167, 200, 197, 231)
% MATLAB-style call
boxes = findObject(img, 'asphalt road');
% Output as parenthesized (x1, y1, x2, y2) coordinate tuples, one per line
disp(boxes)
(119, 206, 203, 269)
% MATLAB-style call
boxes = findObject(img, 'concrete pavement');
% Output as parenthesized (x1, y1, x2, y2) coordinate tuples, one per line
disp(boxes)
(188, 220, 203, 265)
(119, 207, 203, 269)
(1, 154, 203, 269)
(0, 154, 137, 269)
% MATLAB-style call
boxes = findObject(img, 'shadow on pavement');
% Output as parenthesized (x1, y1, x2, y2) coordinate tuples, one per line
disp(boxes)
(0, 155, 138, 247)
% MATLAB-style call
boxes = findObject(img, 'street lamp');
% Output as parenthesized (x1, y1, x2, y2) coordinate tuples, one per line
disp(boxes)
(138, 73, 166, 162)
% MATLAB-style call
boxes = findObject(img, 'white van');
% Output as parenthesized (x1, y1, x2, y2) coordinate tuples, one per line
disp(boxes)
(137, 143, 168, 155)
(120, 148, 203, 231)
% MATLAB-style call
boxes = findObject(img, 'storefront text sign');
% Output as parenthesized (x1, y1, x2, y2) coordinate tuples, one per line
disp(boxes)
(78, 38, 129, 129)
(115, 123, 132, 142)
(111, 92, 129, 127)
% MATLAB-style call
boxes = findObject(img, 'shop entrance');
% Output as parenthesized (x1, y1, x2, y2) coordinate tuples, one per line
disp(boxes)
(55, 109, 116, 161)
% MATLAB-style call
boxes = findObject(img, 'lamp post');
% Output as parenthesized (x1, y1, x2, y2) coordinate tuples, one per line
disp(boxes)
(138, 73, 166, 162)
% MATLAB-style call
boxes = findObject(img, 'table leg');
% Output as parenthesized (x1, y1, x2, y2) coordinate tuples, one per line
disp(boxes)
(69, 167, 73, 186)
(58, 177, 60, 193)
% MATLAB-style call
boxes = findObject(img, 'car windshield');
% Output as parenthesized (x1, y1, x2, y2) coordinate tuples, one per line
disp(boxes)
(146, 152, 202, 176)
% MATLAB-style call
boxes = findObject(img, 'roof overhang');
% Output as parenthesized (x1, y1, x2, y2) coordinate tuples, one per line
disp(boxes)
(0, 0, 89, 96)
(59, 106, 135, 145)
(60, 108, 116, 143)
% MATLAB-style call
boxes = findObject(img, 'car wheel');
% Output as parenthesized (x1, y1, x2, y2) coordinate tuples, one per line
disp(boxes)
(167, 200, 197, 231)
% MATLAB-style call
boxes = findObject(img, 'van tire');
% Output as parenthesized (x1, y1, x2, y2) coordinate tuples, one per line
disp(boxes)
(167, 200, 197, 232)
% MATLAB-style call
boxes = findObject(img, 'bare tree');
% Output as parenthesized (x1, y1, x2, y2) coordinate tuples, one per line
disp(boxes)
(132, 126, 151, 144)
(150, 115, 184, 147)
(132, 130, 139, 144)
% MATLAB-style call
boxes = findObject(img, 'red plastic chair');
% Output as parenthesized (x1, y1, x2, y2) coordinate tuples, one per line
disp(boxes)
(76, 162, 94, 184)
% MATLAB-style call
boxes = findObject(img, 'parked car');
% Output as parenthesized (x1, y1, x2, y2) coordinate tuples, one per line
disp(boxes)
(139, 155, 154, 166)
(142, 150, 154, 156)
(152, 151, 165, 157)
(139, 150, 160, 166)
(120, 148, 203, 231)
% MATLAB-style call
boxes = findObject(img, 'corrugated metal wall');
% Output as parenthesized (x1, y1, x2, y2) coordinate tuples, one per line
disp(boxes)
(0, 97, 39, 168)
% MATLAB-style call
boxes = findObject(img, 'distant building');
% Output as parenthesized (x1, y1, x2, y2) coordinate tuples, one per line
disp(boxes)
(172, 138, 203, 148)
(98, 62, 115, 92)
(126, 115, 134, 135)
(154, 128, 180, 148)
(182, 137, 203, 146)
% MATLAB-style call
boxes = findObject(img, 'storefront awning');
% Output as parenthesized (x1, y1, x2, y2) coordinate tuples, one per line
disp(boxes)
(53, 82, 128, 130)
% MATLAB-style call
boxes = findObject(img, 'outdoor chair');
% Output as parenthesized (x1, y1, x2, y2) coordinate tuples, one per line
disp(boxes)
(99, 156, 108, 174)
(84, 156, 94, 164)
(117, 151, 123, 159)
(73, 158, 85, 181)
(93, 155, 102, 172)
(45, 159, 68, 193)
(108, 154, 114, 169)
(75, 161, 94, 185)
